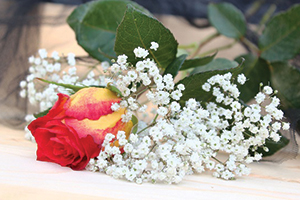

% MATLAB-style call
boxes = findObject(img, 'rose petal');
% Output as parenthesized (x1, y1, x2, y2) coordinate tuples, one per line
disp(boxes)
(48, 93, 69, 119)
(31, 118, 99, 170)
(72, 135, 101, 170)
(64, 108, 133, 145)
(64, 87, 121, 120)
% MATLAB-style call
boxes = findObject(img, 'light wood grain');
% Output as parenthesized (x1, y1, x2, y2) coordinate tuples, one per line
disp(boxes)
(0, 124, 299, 200)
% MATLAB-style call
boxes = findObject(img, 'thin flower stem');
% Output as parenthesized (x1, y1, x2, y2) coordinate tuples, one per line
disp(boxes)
(135, 125, 151, 135)
(178, 43, 197, 49)
(198, 40, 238, 57)
(188, 32, 220, 59)
(239, 99, 249, 108)
(240, 37, 260, 54)
(135, 87, 149, 98)
(245, 0, 265, 19)
(147, 144, 157, 155)
(212, 156, 225, 165)
(136, 114, 159, 135)
(152, 113, 159, 123)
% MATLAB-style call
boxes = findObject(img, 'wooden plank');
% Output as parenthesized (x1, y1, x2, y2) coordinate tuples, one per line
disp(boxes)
(0, 124, 299, 200)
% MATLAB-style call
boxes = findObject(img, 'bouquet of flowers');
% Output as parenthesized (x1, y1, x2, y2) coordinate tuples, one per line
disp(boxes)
(20, 0, 300, 184)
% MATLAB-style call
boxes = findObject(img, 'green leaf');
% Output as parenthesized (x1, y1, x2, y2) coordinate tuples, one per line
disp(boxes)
(270, 62, 300, 109)
(177, 60, 243, 105)
(208, 3, 246, 39)
(106, 83, 123, 97)
(163, 54, 187, 78)
(190, 58, 238, 75)
(36, 78, 86, 92)
(177, 48, 189, 57)
(131, 115, 139, 134)
(259, 4, 300, 61)
(33, 107, 51, 118)
(114, 5, 178, 68)
(234, 54, 271, 103)
(180, 53, 216, 71)
(257, 133, 289, 157)
(67, 0, 149, 62)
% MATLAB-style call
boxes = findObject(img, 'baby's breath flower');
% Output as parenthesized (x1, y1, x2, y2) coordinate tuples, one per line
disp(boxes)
(282, 122, 290, 130)
(202, 82, 211, 92)
(25, 44, 288, 185)
(150, 41, 159, 51)
(255, 92, 266, 104)
(117, 54, 128, 65)
(263, 86, 273, 95)
(134, 47, 149, 58)
(51, 51, 60, 60)
(157, 106, 168, 116)
(237, 73, 246, 85)
(67, 53, 76, 66)
(38, 49, 48, 59)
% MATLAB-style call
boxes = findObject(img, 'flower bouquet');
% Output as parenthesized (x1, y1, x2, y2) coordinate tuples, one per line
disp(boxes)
(20, 0, 300, 184)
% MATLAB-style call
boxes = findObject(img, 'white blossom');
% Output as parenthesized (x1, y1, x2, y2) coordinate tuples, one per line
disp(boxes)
(134, 47, 149, 58)
(237, 73, 246, 85)
(150, 42, 159, 51)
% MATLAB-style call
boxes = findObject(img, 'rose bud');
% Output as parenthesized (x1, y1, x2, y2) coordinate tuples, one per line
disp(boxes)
(28, 87, 133, 170)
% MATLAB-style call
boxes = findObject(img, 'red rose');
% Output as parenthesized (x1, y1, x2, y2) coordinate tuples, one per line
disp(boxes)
(28, 87, 133, 170)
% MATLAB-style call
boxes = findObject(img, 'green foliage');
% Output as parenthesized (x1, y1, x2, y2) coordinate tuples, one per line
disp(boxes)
(259, 4, 300, 61)
(67, 0, 149, 62)
(208, 3, 246, 39)
(36, 78, 86, 93)
(190, 58, 238, 75)
(163, 54, 187, 78)
(114, 5, 178, 68)
(256, 134, 290, 157)
(235, 54, 271, 103)
(33, 107, 51, 118)
(270, 62, 300, 109)
(180, 53, 216, 71)
(106, 83, 123, 97)
(131, 115, 139, 134)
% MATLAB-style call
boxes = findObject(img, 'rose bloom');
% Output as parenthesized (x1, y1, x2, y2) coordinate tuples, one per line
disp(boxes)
(28, 87, 133, 170)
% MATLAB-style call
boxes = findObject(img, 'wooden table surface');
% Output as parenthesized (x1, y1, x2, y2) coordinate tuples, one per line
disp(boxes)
(0, 124, 299, 200)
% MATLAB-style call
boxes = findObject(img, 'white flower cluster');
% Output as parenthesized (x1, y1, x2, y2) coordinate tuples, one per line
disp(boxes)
(20, 49, 108, 112)
(86, 43, 289, 184)
(108, 42, 180, 122)
(20, 49, 110, 141)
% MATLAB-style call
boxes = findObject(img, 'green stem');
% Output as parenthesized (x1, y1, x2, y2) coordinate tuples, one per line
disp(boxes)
(240, 37, 260, 54)
(239, 99, 249, 108)
(136, 114, 159, 135)
(198, 40, 238, 57)
(152, 113, 159, 123)
(212, 156, 225, 165)
(148, 144, 157, 155)
(256, 4, 277, 33)
(178, 43, 197, 49)
(189, 32, 220, 59)
(135, 85, 149, 99)
(135, 88, 149, 98)
(245, 0, 265, 18)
